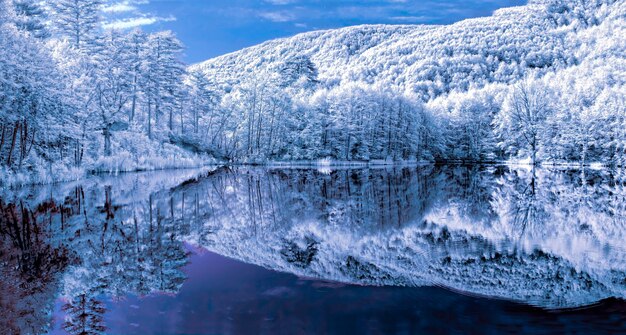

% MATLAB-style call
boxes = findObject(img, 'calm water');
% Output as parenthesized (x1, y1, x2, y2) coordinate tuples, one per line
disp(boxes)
(1, 166, 625, 334)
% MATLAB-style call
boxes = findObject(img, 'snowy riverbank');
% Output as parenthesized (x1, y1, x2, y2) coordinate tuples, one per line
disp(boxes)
(5, 156, 625, 189)
(0, 153, 219, 188)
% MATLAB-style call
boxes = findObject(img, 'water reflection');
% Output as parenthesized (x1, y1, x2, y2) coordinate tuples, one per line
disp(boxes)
(1, 166, 625, 334)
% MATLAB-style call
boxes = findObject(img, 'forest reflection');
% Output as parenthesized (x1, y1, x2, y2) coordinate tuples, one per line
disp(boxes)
(1, 166, 625, 334)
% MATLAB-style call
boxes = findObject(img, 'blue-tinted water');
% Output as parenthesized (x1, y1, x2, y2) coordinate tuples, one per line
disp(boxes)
(46, 248, 624, 335)
(1, 166, 625, 334)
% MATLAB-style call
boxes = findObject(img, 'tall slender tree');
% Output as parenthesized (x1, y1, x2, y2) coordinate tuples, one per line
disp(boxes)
(50, 0, 102, 50)
(143, 31, 185, 138)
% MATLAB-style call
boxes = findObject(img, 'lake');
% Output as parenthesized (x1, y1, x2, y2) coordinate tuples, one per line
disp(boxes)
(1, 165, 625, 334)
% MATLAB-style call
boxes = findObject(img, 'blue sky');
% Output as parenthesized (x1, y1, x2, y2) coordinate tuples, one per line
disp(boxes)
(103, 0, 527, 64)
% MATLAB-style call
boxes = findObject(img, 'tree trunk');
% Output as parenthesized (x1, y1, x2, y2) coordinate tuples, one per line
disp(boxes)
(18, 121, 29, 169)
(130, 70, 138, 123)
(345, 134, 351, 161)
(247, 109, 254, 156)
(180, 104, 185, 136)
(6, 122, 19, 167)
(581, 140, 588, 167)
(103, 126, 112, 157)
(147, 99, 152, 140)
(531, 140, 537, 166)
(155, 100, 160, 127)
(75, 138, 82, 167)
(267, 106, 276, 154)
(169, 109, 173, 133)
(0, 124, 6, 160)
(256, 112, 263, 155)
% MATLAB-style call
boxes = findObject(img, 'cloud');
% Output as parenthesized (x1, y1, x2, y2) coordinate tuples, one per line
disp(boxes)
(264, 0, 298, 4)
(102, 3, 137, 13)
(101, 0, 176, 30)
(102, 0, 150, 13)
(258, 11, 296, 22)
(103, 15, 176, 30)
(390, 15, 434, 22)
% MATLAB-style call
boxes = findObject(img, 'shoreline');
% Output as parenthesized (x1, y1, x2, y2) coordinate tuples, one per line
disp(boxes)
(2, 159, 623, 189)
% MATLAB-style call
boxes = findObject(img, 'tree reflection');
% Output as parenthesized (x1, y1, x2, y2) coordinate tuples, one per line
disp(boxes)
(62, 292, 106, 335)
(0, 165, 625, 333)
(0, 199, 72, 334)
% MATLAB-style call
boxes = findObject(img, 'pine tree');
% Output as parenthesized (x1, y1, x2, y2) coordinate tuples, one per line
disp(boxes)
(62, 292, 106, 335)
(50, 0, 102, 50)
(143, 31, 185, 138)
(88, 31, 134, 157)
(126, 29, 148, 124)
(278, 55, 319, 88)
(12, 0, 49, 38)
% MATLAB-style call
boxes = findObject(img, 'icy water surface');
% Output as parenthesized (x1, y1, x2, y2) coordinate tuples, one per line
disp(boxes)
(1, 166, 625, 334)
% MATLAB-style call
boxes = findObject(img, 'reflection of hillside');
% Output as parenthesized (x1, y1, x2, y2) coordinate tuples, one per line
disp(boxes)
(0, 166, 625, 334)
(185, 166, 626, 308)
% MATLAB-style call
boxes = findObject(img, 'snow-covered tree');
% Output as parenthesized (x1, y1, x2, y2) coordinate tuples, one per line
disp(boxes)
(494, 80, 556, 165)
(12, 0, 49, 38)
(277, 55, 319, 89)
(126, 29, 148, 124)
(50, 0, 102, 50)
(88, 31, 133, 157)
(143, 31, 185, 138)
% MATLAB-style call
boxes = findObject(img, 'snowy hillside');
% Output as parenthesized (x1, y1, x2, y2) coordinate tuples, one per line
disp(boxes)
(192, 1, 620, 100)
(186, 0, 625, 164)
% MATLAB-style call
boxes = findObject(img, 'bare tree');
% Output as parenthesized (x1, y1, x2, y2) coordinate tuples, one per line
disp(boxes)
(495, 80, 554, 166)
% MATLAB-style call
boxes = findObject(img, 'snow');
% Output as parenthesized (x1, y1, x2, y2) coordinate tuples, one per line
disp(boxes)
(1, 0, 625, 185)
(186, 0, 625, 166)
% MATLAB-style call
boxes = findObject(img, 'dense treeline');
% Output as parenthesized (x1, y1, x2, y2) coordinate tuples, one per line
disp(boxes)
(0, 0, 206, 185)
(197, 57, 624, 165)
(208, 74, 439, 162)
(0, 0, 624, 186)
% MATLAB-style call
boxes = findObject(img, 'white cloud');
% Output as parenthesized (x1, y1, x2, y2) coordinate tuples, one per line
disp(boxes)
(102, 0, 150, 13)
(102, 3, 137, 13)
(390, 15, 434, 22)
(264, 0, 298, 4)
(103, 15, 176, 30)
(101, 0, 176, 30)
(259, 11, 296, 22)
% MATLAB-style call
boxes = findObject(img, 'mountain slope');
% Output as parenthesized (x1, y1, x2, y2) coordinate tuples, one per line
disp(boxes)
(192, 0, 621, 100)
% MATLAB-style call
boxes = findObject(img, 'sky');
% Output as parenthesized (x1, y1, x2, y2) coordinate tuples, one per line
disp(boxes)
(102, 0, 528, 64)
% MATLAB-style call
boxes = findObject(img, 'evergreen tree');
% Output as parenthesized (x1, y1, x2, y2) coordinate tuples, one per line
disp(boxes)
(62, 292, 106, 335)
(12, 0, 49, 38)
(50, 0, 102, 50)
(88, 31, 134, 157)
(143, 31, 185, 138)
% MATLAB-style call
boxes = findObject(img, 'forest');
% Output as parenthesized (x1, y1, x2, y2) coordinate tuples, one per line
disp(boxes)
(0, 0, 624, 186)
